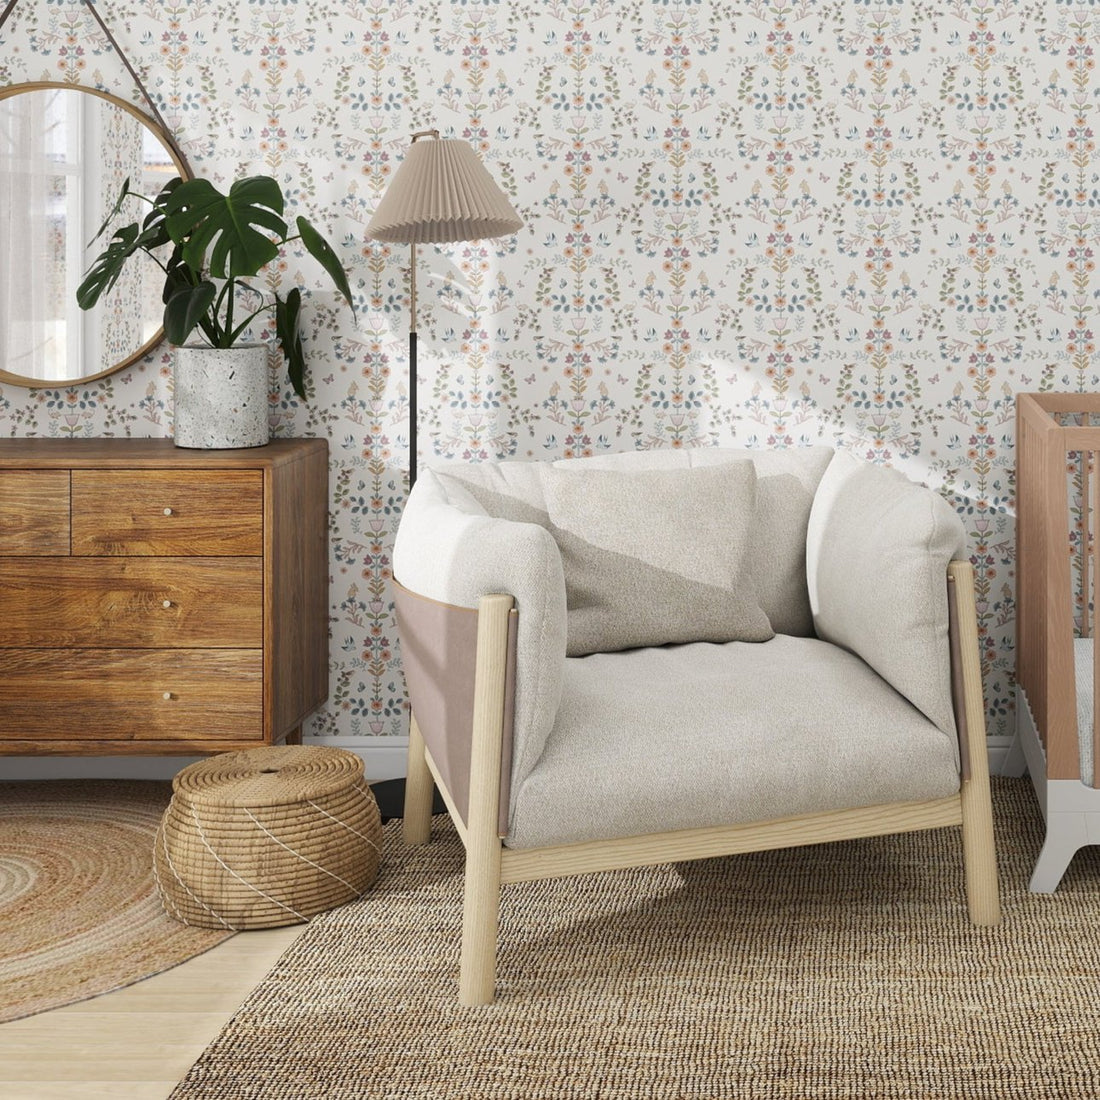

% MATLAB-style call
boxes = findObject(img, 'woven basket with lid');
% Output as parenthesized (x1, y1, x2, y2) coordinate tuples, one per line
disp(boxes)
(154, 745, 381, 930)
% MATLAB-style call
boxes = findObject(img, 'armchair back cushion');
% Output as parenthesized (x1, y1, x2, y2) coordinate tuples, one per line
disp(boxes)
(806, 449, 966, 739)
(432, 460, 547, 527)
(543, 462, 775, 655)
(433, 444, 833, 636)
(393, 469, 567, 801)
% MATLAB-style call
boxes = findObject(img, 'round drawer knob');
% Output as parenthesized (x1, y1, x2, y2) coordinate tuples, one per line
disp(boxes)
(163, 507, 173, 516)
(162, 599, 173, 609)
(162, 691, 173, 701)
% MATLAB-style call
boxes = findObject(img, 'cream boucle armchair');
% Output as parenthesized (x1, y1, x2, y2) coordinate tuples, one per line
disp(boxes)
(393, 446, 1000, 1005)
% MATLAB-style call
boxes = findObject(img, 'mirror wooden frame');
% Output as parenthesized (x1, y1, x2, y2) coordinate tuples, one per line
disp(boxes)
(0, 81, 192, 389)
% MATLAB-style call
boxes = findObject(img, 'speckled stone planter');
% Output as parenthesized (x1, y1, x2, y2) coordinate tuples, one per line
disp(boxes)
(172, 344, 271, 449)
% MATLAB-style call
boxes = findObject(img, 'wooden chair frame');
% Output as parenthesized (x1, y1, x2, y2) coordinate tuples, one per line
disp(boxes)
(402, 562, 1000, 1005)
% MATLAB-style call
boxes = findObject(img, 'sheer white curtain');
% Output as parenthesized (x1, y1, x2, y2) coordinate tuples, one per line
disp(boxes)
(0, 90, 65, 381)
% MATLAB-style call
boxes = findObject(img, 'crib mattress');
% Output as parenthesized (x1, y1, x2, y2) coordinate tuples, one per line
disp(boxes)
(1074, 637, 1096, 786)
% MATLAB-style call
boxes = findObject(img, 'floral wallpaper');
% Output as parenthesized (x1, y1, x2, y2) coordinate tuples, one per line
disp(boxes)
(97, 99, 150, 371)
(3, 0, 1099, 742)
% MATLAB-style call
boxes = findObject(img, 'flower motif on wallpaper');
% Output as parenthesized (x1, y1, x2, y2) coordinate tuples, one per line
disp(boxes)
(519, 2, 622, 459)
(731, 5, 824, 449)
(1038, 9, 1100, 395)
(627, 4, 730, 452)
(824, 12, 946, 465)
(415, 3, 526, 463)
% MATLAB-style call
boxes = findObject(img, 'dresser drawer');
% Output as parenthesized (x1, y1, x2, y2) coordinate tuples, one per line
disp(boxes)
(0, 649, 263, 741)
(0, 558, 262, 648)
(71, 470, 263, 556)
(0, 471, 70, 555)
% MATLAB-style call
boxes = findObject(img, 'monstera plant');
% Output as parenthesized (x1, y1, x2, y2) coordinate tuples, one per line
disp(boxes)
(77, 174, 354, 400)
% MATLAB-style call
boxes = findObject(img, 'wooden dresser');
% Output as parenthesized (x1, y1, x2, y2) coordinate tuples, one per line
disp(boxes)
(0, 438, 329, 755)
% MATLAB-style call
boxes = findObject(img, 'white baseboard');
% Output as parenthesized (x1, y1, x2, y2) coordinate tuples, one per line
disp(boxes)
(3, 736, 1015, 784)
(987, 735, 1014, 777)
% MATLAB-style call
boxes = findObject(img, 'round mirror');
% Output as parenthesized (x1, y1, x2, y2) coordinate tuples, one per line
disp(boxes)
(0, 82, 190, 388)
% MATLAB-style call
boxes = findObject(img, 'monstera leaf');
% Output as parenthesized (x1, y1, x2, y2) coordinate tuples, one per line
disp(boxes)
(275, 288, 307, 399)
(77, 178, 179, 310)
(164, 281, 219, 346)
(163, 176, 288, 280)
(296, 216, 354, 310)
(76, 220, 164, 310)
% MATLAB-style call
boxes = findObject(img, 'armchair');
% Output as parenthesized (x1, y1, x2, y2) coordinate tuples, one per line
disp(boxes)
(394, 447, 1000, 1005)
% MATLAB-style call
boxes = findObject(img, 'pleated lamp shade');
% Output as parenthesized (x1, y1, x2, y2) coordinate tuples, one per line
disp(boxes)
(366, 137, 523, 244)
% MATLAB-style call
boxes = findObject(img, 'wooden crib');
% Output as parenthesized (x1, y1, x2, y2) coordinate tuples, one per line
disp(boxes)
(1010, 392, 1100, 890)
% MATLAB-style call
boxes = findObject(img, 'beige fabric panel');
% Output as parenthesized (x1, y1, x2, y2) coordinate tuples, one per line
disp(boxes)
(393, 581, 517, 837)
(506, 635, 960, 850)
(947, 575, 971, 783)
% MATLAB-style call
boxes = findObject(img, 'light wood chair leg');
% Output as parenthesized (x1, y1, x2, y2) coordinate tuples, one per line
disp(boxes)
(961, 775, 1000, 925)
(460, 828, 503, 1006)
(403, 714, 434, 846)
(949, 561, 1001, 926)
(458, 593, 512, 1006)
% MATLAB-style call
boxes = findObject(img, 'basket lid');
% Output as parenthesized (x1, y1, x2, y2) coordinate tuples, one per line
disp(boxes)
(172, 746, 365, 807)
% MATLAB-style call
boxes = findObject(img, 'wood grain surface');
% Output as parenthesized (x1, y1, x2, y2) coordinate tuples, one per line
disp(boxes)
(71, 470, 263, 556)
(0, 470, 70, 556)
(0, 558, 262, 648)
(267, 443, 329, 736)
(0, 649, 263, 744)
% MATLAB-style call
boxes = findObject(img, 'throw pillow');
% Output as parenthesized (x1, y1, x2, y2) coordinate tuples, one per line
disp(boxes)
(543, 462, 775, 656)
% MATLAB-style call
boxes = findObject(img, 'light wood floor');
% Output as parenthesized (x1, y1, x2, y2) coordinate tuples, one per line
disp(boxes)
(0, 925, 303, 1100)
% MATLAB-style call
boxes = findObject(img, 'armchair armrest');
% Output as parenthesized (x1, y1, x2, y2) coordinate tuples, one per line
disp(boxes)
(806, 449, 967, 745)
(394, 468, 567, 830)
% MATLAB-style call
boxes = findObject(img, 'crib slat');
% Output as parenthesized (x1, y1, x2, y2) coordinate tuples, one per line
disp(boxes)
(1082, 450, 1090, 639)
(1017, 413, 1041, 744)
(1044, 417, 1079, 781)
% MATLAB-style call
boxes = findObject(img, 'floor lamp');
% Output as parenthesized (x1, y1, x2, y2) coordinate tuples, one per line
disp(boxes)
(366, 130, 523, 488)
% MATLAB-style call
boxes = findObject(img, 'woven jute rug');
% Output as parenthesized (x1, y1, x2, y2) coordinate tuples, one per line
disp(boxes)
(173, 778, 1100, 1099)
(0, 780, 233, 1023)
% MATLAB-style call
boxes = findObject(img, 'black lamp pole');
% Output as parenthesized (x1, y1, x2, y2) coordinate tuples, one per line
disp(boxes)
(408, 241, 418, 490)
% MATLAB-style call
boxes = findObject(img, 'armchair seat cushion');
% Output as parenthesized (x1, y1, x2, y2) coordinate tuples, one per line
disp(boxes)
(505, 636, 961, 850)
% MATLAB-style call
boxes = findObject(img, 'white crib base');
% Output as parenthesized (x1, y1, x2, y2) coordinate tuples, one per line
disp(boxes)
(1011, 688, 1100, 892)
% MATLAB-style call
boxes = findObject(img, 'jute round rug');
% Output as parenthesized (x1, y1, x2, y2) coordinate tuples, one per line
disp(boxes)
(172, 779, 1100, 1099)
(0, 780, 233, 1023)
